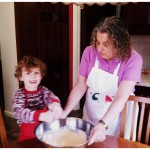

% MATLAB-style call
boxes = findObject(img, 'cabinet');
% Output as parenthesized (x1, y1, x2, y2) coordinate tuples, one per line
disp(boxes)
(14, 2, 69, 108)
(121, 2, 150, 35)
(134, 85, 150, 97)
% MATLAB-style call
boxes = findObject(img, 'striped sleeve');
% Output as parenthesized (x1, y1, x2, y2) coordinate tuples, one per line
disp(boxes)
(12, 89, 36, 124)
(42, 86, 60, 105)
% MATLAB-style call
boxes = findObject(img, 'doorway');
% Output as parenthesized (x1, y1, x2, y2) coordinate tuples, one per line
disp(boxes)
(14, 2, 69, 108)
(80, 3, 116, 109)
(81, 3, 116, 56)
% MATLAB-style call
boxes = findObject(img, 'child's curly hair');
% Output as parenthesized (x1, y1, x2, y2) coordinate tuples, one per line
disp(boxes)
(14, 56, 47, 79)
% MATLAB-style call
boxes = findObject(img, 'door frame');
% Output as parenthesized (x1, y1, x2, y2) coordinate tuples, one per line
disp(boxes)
(69, 4, 81, 109)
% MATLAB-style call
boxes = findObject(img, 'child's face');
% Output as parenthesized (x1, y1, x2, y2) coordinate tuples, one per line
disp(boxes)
(19, 67, 42, 91)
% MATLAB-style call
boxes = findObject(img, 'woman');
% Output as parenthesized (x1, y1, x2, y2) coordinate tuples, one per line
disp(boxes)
(61, 16, 143, 144)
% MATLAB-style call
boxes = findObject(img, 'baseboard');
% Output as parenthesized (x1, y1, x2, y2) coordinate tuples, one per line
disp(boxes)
(4, 110, 15, 118)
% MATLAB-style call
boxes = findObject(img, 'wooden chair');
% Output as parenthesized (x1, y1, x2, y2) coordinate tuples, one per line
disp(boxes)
(0, 106, 8, 148)
(120, 95, 150, 145)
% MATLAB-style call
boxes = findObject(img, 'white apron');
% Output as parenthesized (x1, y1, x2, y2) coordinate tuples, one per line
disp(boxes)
(83, 57, 121, 136)
(83, 57, 139, 139)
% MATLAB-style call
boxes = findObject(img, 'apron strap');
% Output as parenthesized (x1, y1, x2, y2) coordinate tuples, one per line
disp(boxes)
(94, 57, 99, 68)
(113, 62, 121, 75)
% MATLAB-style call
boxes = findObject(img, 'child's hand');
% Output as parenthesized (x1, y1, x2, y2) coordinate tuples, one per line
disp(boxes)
(39, 110, 54, 122)
(48, 102, 63, 120)
(39, 103, 63, 122)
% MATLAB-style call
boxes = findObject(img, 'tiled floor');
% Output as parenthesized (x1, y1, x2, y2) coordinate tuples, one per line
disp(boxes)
(3, 109, 82, 144)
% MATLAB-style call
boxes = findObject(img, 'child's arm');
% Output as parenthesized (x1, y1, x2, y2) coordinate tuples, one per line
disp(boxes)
(38, 102, 63, 122)
(13, 87, 63, 123)
(42, 87, 63, 121)
(38, 110, 54, 122)
(12, 90, 38, 124)
(13, 89, 48, 124)
(48, 102, 63, 120)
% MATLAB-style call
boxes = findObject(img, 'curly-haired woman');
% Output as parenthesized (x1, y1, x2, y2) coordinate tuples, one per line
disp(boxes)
(61, 16, 143, 144)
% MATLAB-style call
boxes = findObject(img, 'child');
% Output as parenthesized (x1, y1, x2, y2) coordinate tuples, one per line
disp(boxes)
(12, 56, 63, 141)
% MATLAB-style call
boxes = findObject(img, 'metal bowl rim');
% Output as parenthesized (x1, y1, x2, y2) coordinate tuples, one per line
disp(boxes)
(34, 117, 94, 148)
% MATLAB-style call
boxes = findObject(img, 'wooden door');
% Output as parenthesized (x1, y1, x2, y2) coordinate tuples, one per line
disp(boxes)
(120, 2, 150, 35)
(38, 3, 69, 108)
(14, 2, 69, 108)
(80, 4, 116, 109)
(15, 2, 40, 59)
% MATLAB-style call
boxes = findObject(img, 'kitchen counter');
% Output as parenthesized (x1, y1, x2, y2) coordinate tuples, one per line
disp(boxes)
(136, 72, 150, 87)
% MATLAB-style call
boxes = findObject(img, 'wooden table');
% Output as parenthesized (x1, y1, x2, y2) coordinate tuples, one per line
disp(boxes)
(9, 135, 149, 148)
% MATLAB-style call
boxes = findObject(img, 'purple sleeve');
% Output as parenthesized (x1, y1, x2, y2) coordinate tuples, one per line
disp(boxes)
(79, 46, 97, 78)
(79, 48, 90, 78)
(121, 50, 143, 83)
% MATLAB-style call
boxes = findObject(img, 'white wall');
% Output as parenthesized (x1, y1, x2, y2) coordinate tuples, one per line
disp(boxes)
(0, 2, 19, 118)
(73, 4, 81, 110)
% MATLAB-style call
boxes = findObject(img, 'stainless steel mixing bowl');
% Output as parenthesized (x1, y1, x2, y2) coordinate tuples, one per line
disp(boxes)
(35, 117, 94, 148)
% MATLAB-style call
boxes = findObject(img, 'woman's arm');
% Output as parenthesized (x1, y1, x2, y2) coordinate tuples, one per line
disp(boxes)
(102, 80, 136, 125)
(62, 75, 88, 118)
(88, 80, 136, 145)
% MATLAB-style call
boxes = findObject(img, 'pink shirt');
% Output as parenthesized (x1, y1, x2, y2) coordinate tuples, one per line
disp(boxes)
(79, 45, 143, 86)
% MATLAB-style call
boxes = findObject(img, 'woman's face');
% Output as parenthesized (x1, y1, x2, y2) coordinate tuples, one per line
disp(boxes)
(96, 32, 116, 60)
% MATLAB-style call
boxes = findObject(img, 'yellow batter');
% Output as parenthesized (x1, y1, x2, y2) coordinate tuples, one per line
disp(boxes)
(42, 127, 87, 147)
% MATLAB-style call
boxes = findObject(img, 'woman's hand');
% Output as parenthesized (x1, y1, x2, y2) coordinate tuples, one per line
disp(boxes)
(58, 110, 68, 119)
(88, 122, 106, 145)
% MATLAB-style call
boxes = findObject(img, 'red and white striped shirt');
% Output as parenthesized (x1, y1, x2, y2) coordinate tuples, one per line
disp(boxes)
(12, 86, 60, 125)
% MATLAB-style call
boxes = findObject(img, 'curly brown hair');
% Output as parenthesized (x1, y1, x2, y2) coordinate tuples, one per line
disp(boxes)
(90, 16, 131, 60)
(14, 56, 47, 79)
